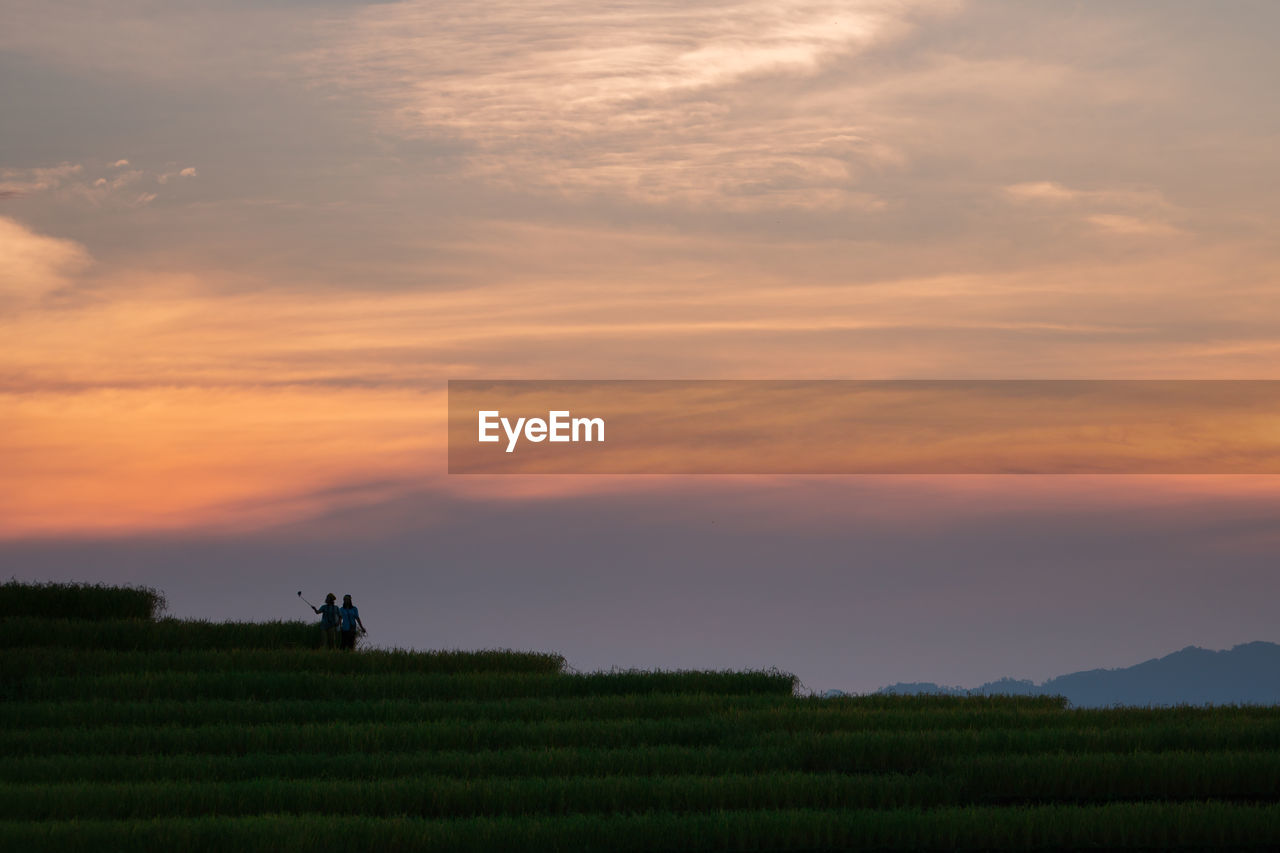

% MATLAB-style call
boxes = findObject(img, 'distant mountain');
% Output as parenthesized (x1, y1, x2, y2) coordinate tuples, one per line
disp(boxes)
(873, 642, 1280, 708)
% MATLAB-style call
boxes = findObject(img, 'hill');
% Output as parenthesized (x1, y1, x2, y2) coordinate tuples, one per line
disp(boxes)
(877, 642, 1280, 707)
(6, 581, 1280, 851)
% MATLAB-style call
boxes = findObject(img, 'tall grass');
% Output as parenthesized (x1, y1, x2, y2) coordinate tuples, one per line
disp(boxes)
(5, 753, 1280, 821)
(9, 669, 799, 702)
(6, 695, 1279, 731)
(793, 693, 1068, 712)
(0, 718, 773, 756)
(0, 745, 844, 785)
(2, 580, 165, 621)
(9, 718, 1280, 760)
(5, 803, 1280, 853)
(0, 773, 923, 820)
(8, 747, 1280, 793)
(7, 579, 1280, 851)
(5, 618, 323, 650)
(5, 646, 567, 675)
(0, 694, 784, 728)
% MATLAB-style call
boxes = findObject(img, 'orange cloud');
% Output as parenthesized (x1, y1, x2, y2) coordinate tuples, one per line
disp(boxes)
(0, 386, 444, 536)
(0, 1, 1277, 547)
(447, 381, 1280, 474)
(0, 216, 91, 307)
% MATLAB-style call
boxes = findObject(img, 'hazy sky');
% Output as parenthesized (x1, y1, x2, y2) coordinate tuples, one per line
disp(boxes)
(3, 0, 1278, 690)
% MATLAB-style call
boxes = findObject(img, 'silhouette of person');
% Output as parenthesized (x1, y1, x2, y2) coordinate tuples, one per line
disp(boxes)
(314, 592, 341, 649)
(339, 594, 366, 651)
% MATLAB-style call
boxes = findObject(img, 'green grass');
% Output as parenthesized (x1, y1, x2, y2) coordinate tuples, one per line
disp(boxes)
(9, 718, 1280, 762)
(9, 669, 799, 702)
(5, 581, 1280, 851)
(18, 692, 1184, 731)
(5, 646, 568, 676)
(4, 620, 571, 667)
(0, 694, 786, 728)
(1, 580, 165, 620)
(0, 745, 857, 785)
(26, 691, 1252, 731)
(6, 754, 1280, 821)
(4, 618, 324, 650)
(10, 746, 1278, 790)
(6, 804, 1280, 853)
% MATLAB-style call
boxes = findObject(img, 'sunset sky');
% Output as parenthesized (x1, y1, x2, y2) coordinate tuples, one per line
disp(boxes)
(3, 0, 1279, 690)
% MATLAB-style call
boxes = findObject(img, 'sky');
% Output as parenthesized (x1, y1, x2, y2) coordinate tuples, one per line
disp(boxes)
(2, 0, 1279, 691)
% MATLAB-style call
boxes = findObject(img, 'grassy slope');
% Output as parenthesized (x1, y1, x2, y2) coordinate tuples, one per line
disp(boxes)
(4, 583, 1280, 851)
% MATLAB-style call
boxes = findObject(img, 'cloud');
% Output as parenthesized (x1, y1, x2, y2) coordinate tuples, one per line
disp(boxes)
(1085, 213, 1183, 238)
(1004, 181, 1081, 203)
(1004, 180, 1184, 239)
(1, 213, 1277, 536)
(2, 161, 189, 207)
(92, 170, 141, 190)
(157, 166, 198, 184)
(2, 2, 1279, 538)
(73, 169, 154, 206)
(302, 0, 959, 210)
(1004, 181, 1171, 210)
(0, 163, 84, 197)
(0, 216, 91, 308)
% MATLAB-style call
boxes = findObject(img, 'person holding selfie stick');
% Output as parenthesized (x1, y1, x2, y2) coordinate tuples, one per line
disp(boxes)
(311, 592, 342, 650)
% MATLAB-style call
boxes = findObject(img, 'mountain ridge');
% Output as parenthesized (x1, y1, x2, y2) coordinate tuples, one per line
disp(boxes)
(869, 641, 1280, 708)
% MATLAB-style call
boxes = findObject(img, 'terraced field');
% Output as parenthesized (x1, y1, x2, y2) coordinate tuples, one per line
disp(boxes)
(5, 581, 1280, 851)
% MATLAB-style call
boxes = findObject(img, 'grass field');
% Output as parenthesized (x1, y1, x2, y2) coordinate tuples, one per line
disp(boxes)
(5, 583, 1280, 851)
